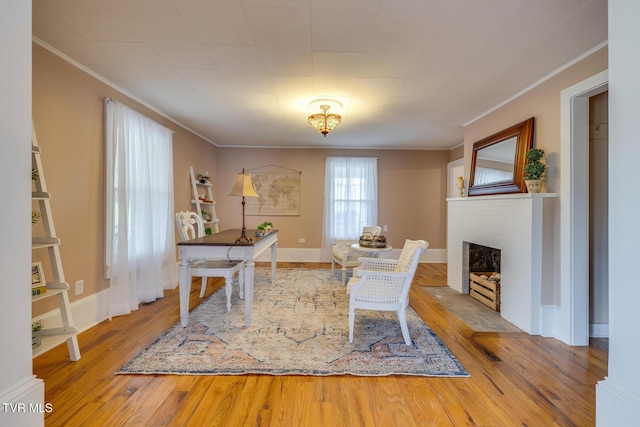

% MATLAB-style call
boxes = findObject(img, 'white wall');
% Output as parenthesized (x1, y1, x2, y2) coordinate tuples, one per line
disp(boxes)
(0, 1, 45, 426)
(596, 0, 640, 423)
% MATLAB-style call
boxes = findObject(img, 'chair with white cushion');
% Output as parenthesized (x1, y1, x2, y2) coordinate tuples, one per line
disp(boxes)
(347, 239, 428, 345)
(175, 211, 244, 311)
(331, 226, 383, 285)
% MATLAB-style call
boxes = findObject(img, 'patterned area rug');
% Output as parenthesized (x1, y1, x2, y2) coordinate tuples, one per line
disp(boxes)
(118, 268, 468, 377)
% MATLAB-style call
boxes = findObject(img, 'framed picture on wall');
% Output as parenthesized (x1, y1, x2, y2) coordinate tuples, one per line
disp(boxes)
(32, 262, 45, 288)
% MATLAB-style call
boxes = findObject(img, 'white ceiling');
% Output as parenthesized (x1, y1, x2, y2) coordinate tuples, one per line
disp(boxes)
(32, 0, 607, 149)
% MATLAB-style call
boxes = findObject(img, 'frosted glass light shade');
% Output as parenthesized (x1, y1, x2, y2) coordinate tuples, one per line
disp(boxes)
(308, 104, 342, 136)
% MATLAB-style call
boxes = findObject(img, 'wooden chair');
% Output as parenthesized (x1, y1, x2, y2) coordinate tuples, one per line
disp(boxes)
(331, 226, 383, 285)
(175, 211, 244, 311)
(347, 239, 428, 345)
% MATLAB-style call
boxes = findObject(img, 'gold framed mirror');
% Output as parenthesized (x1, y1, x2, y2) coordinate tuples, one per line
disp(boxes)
(468, 117, 535, 196)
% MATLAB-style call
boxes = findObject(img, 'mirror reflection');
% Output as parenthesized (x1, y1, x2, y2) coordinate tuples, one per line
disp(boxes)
(473, 136, 516, 186)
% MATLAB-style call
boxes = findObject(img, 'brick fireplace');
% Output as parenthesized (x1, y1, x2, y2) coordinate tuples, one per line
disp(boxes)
(447, 193, 556, 334)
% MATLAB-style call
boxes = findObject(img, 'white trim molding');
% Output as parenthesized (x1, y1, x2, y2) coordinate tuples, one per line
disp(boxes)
(0, 376, 45, 426)
(559, 70, 608, 345)
(32, 289, 111, 358)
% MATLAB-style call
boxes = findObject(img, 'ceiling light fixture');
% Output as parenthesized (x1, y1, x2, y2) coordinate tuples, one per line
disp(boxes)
(308, 104, 342, 137)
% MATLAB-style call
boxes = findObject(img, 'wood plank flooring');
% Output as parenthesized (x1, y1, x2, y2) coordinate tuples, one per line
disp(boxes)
(33, 263, 607, 426)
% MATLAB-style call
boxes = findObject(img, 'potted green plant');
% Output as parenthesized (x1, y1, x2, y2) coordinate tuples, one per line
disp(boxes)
(256, 221, 273, 236)
(523, 148, 546, 193)
(197, 173, 210, 184)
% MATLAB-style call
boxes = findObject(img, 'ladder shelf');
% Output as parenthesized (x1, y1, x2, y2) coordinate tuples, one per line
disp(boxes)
(31, 125, 81, 361)
(189, 166, 219, 233)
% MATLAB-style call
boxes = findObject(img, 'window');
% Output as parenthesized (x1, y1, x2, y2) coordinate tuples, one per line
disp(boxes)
(322, 157, 378, 260)
(104, 99, 177, 317)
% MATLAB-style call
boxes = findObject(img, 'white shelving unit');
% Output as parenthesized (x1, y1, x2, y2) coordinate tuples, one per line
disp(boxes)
(190, 166, 219, 233)
(31, 126, 80, 361)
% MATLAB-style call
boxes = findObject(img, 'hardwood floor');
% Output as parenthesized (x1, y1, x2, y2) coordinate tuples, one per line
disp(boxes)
(33, 263, 607, 426)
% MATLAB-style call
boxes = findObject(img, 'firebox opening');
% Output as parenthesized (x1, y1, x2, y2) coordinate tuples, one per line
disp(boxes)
(464, 242, 502, 311)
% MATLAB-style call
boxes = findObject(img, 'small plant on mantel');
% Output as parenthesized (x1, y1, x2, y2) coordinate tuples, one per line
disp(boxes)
(523, 148, 546, 193)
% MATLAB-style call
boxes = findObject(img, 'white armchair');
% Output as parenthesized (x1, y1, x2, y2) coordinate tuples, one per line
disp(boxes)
(347, 239, 428, 345)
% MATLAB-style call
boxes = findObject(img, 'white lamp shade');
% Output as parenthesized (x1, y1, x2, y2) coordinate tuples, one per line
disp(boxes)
(227, 172, 259, 197)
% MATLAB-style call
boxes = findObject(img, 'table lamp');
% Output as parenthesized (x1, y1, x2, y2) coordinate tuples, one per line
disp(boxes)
(227, 168, 259, 243)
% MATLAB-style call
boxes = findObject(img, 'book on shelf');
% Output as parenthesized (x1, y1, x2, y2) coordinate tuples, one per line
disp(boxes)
(32, 286, 47, 295)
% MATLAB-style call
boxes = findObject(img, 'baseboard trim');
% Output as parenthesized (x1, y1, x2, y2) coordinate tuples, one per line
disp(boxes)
(0, 375, 44, 426)
(539, 304, 559, 339)
(33, 289, 111, 357)
(597, 378, 640, 425)
(590, 323, 609, 338)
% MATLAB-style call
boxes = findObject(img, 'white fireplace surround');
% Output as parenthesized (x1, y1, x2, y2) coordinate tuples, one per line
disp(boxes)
(447, 193, 556, 334)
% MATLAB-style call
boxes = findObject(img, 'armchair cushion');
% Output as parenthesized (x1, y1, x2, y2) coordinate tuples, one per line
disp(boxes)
(396, 239, 427, 272)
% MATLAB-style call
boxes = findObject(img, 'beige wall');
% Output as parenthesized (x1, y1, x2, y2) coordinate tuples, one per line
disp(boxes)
(448, 144, 464, 162)
(462, 45, 608, 305)
(32, 43, 217, 315)
(32, 43, 450, 316)
(215, 148, 449, 250)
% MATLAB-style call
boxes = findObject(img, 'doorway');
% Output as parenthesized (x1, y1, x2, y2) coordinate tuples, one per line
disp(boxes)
(589, 92, 609, 338)
(560, 70, 608, 346)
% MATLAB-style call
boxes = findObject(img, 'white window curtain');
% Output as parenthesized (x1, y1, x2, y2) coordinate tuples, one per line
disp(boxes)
(322, 157, 378, 261)
(104, 99, 177, 317)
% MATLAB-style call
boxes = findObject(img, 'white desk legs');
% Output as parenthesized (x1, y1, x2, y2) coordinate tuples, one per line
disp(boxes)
(244, 258, 255, 327)
(178, 257, 192, 327)
(271, 241, 277, 284)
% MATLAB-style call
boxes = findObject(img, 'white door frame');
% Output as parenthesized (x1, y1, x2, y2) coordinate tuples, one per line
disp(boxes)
(559, 70, 608, 345)
(447, 158, 464, 198)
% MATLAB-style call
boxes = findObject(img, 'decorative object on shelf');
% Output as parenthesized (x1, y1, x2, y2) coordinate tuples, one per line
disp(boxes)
(256, 221, 273, 236)
(32, 210, 42, 225)
(205, 227, 213, 236)
(32, 321, 42, 348)
(227, 168, 259, 243)
(523, 148, 546, 193)
(308, 99, 342, 136)
(189, 166, 220, 232)
(200, 209, 212, 222)
(457, 176, 465, 197)
(31, 261, 45, 288)
(32, 168, 42, 224)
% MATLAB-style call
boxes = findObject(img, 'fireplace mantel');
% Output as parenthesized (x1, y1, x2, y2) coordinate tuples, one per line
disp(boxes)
(447, 193, 556, 334)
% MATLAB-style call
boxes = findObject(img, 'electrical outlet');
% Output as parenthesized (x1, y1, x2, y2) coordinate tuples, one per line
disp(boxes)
(383, 225, 388, 232)
(75, 279, 84, 296)
(298, 238, 306, 243)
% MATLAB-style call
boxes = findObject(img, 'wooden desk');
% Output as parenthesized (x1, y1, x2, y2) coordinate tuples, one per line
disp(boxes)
(177, 229, 278, 327)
